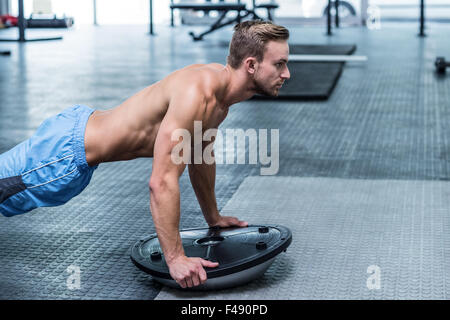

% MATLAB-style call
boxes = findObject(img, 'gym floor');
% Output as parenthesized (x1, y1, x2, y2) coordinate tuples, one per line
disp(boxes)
(1, 21, 450, 299)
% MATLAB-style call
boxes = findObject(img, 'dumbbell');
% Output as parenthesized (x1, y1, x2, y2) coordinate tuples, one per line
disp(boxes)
(435, 57, 450, 74)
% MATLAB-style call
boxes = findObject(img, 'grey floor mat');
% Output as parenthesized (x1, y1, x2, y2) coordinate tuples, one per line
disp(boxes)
(0, 160, 161, 299)
(0, 157, 249, 299)
(156, 176, 450, 300)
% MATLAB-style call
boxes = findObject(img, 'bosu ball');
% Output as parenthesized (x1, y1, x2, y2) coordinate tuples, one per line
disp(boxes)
(130, 224, 292, 290)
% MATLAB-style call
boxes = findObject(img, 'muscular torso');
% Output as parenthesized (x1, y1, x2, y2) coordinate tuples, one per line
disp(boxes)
(84, 63, 229, 167)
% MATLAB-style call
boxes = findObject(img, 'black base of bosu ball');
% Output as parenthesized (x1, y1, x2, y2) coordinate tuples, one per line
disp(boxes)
(130, 225, 292, 290)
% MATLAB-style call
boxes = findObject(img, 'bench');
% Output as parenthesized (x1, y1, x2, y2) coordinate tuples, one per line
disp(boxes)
(170, 2, 279, 41)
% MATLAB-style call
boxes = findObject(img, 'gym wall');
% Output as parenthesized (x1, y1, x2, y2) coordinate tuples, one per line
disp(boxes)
(0, 0, 9, 15)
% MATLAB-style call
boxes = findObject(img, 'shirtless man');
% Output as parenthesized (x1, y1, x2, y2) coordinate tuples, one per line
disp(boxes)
(0, 20, 290, 288)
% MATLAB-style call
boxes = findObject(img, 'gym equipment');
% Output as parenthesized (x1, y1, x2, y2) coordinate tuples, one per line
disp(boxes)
(289, 54, 368, 62)
(0, 15, 18, 27)
(290, 44, 356, 55)
(26, 0, 73, 29)
(435, 57, 450, 74)
(169, 1, 279, 41)
(170, 3, 245, 41)
(419, 0, 425, 37)
(26, 14, 74, 28)
(130, 224, 292, 290)
(0, 0, 62, 42)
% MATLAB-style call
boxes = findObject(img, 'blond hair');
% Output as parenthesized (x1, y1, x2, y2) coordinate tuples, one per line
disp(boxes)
(227, 20, 289, 69)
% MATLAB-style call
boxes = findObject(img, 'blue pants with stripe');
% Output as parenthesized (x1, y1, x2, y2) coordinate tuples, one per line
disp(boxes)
(0, 105, 98, 217)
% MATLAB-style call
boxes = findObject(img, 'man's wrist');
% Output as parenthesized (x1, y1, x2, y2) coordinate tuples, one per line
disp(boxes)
(161, 238, 186, 265)
(205, 211, 221, 226)
(165, 249, 186, 266)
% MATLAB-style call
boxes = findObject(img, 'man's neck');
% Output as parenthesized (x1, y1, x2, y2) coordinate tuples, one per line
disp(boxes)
(217, 65, 256, 108)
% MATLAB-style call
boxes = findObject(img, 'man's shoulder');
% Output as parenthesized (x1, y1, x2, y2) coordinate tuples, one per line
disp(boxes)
(186, 63, 224, 83)
(178, 64, 224, 100)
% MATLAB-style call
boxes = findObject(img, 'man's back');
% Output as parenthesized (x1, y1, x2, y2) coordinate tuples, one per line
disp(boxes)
(84, 63, 228, 167)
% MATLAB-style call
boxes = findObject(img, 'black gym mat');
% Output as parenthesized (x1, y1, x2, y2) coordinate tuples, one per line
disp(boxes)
(289, 44, 356, 55)
(253, 44, 357, 101)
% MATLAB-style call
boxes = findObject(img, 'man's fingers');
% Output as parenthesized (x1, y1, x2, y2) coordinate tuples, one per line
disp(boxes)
(192, 269, 201, 287)
(225, 216, 248, 227)
(230, 218, 248, 227)
(230, 217, 240, 225)
(185, 276, 194, 288)
(239, 220, 248, 227)
(199, 266, 207, 284)
(171, 258, 218, 288)
(178, 279, 187, 289)
(201, 259, 219, 268)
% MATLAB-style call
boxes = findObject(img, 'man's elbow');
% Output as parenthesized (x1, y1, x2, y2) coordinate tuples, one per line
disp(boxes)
(149, 178, 162, 194)
(149, 176, 176, 194)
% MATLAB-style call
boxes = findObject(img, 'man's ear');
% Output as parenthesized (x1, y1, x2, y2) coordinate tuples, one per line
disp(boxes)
(243, 57, 258, 75)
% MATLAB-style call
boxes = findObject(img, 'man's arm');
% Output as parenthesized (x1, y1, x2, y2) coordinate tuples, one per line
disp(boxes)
(149, 90, 217, 289)
(188, 145, 248, 228)
(188, 145, 220, 226)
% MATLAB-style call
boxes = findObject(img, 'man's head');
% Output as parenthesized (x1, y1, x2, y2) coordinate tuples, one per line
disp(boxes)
(227, 20, 290, 97)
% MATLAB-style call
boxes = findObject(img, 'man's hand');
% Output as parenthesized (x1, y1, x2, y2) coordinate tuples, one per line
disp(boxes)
(209, 215, 248, 228)
(167, 256, 219, 288)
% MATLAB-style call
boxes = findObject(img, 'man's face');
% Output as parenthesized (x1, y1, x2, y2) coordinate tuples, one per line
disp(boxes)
(253, 40, 290, 97)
